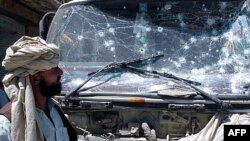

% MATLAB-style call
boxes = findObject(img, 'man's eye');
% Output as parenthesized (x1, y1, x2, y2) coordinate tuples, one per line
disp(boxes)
(52, 67, 59, 70)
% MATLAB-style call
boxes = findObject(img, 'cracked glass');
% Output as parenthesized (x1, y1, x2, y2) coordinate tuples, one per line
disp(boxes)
(47, 0, 250, 95)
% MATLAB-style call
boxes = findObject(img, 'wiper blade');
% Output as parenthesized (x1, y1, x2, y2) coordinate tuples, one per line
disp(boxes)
(65, 54, 164, 100)
(88, 54, 164, 75)
(124, 65, 201, 86)
(124, 66, 229, 111)
(65, 63, 113, 100)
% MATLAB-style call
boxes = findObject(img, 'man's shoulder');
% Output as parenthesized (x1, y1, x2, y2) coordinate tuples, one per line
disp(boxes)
(0, 115, 11, 141)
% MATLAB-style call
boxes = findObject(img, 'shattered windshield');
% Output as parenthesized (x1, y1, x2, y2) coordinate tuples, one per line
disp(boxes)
(47, 0, 250, 95)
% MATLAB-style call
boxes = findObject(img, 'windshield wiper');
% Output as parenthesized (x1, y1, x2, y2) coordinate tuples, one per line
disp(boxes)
(123, 65, 229, 111)
(65, 54, 164, 100)
(88, 54, 164, 75)
(124, 65, 201, 86)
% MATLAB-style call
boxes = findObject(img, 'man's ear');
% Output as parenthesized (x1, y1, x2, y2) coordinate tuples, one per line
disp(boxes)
(29, 74, 41, 85)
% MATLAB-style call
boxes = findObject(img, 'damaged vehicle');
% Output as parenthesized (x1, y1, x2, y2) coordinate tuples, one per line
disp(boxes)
(40, 0, 250, 140)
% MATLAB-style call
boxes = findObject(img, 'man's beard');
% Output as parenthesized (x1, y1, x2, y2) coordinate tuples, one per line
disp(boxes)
(39, 78, 62, 98)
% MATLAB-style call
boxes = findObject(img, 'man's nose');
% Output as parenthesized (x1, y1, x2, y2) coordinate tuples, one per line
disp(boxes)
(54, 67, 63, 75)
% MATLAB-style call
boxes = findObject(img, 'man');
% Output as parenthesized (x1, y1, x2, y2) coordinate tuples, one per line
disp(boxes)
(0, 80, 11, 141)
(1, 36, 77, 141)
(0, 114, 11, 141)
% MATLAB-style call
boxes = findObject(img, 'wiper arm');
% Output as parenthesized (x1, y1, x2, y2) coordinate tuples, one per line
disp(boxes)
(186, 82, 228, 110)
(88, 54, 164, 75)
(124, 65, 201, 86)
(65, 63, 113, 100)
(65, 54, 164, 100)
(185, 82, 229, 111)
(124, 66, 229, 110)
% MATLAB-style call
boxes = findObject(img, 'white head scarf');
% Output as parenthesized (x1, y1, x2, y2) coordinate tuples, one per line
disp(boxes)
(2, 36, 60, 141)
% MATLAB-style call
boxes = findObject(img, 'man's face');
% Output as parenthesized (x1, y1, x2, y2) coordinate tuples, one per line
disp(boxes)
(38, 67, 63, 98)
